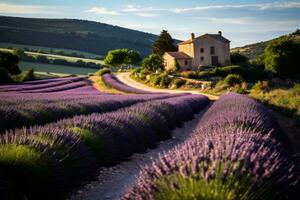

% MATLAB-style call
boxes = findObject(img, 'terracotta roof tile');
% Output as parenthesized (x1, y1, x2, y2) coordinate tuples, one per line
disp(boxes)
(204, 34, 230, 43)
(166, 52, 191, 59)
(178, 39, 193, 45)
(178, 33, 230, 46)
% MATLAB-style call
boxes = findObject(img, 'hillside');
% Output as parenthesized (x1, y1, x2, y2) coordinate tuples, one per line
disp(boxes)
(0, 16, 160, 56)
(231, 29, 300, 60)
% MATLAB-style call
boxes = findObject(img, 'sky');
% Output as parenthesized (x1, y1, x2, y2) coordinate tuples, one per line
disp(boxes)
(0, 0, 300, 47)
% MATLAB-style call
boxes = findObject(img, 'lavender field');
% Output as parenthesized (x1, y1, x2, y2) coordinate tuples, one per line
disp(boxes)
(123, 93, 299, 200)
(0, 77, 298, 200)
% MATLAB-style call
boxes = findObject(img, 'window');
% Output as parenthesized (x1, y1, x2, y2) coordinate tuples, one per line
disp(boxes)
(200, 57, 204, 62)
(210, 46, 215, 55)
(200, 48, 204, 53)
(185, 60, 188, 65)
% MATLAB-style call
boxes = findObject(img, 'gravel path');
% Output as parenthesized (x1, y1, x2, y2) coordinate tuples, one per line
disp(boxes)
(67, 104, 211, 200)
(116, 72, 218, 100)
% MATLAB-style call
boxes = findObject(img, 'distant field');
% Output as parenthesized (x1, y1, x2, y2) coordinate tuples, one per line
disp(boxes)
(26, 51, 104, 64)
(0, 42, 100, 58)
(0, 45, 104, 65)
(20, 61, 97, 77)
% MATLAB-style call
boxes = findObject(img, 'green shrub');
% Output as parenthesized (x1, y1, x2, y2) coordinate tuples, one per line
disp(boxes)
(250, 54, 265, 69)
(140, 68, 150, 75)
(224, 74, 244, 86)
(171, 78, 186, 88)
(132, 67, 141, 74)
(95, 67, 111, 76)
(0, 67, 12, 84)
(148, 73, 172, 88)
(149, 74, 161, 85)
(252, 80, 270, 92)
(230, 52, 248, 64)
(22, 68, 35, 81)
(263, 38, 300, 78)
(180, 71, 199, 79)
(141, 54, 164, 72)
(214, 80, 229, 92)
(202, 65, 266, 82)
(0, 51, 21, 75)
(236, 87, 248, 94)
(159, 74, 172, 88)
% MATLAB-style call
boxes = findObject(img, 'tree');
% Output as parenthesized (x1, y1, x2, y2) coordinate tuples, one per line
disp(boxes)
(0, 51, 21, 75)
(124, 50, 141, 66)
(0, 67, 12, 84)
(263, 38, 300, 78)
(141, 54, 164, 72)
(230, 52, 248, 64)
(13, 48, 26, 58)
(152, 30, 177, 56)
(104, 49, 141, 67)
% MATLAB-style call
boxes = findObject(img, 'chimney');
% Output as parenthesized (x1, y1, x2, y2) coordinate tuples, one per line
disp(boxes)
(218, 31, 222, 36)
(191, 33, 195, 40)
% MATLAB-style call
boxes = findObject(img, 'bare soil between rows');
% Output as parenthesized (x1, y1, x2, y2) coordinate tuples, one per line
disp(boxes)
(67, 104, 211, 200)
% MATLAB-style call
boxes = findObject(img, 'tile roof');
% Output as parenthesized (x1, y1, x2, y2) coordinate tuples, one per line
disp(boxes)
(166, 52, 191, 59)
(178, 39, 193, 45)
(204, 34, 231, 43)
(178, 33, 230, 45)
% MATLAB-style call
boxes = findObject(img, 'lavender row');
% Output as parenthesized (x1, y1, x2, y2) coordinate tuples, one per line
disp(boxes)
(102, 73, 153, 94)
(0, 93, 185, 133)
(0, 94, 209, 199)
(0, 77, 83, 92)
(53, 94, 208, 164)
(123, 93, 299, 200)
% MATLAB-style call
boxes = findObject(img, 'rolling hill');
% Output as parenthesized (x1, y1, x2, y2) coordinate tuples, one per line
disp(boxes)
(231, 29, 300, 60)
(0, 16, 162, 56)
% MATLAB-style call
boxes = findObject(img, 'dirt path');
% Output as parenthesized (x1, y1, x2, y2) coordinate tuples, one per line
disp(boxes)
(116, 72, 218, 100)
(67, 104, 211, 200)
(89, 76, 124, 94)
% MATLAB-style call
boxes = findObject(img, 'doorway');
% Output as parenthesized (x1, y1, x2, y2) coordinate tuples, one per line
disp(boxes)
(211, 56, 218, 66)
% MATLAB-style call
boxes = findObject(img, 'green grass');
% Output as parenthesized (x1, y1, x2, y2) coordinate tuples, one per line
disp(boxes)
(19, 61, 97, 77)
(249, 84, 300, 117)
(27, 51, 103, 64)
(152, 163, 277, 200)
(0, 144, 54, 198)
(0, 144, 44, 167)
(68, 127, 104, 159)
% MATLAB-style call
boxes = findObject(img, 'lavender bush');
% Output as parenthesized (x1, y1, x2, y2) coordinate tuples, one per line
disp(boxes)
(0, 126, 98, 199)
(102, 73, 154, 94)
(0, 77, 185, 132)
(0, 88, 209, 199)
(55, 94, 209, 164)
(123, 93, 299, 200)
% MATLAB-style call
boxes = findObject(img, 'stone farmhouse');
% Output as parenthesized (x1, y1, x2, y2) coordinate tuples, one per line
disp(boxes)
(163, 31, 231, 70)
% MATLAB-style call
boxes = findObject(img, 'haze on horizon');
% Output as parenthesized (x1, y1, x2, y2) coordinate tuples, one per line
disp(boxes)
(0, 0, 299, 47)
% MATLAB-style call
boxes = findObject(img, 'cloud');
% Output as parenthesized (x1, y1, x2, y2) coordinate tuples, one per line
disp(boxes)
(86, 2, 300, 17)
(134, 13, 158, 17)
(197, 17, 254, 25)
(173, 2, 300, 13)
(86, 7, 122, 15)
(121, 5, 161, 17)
(86, 5, 158, 17)
(0, 2, 55, 14)
(258, 2, 300, 10)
